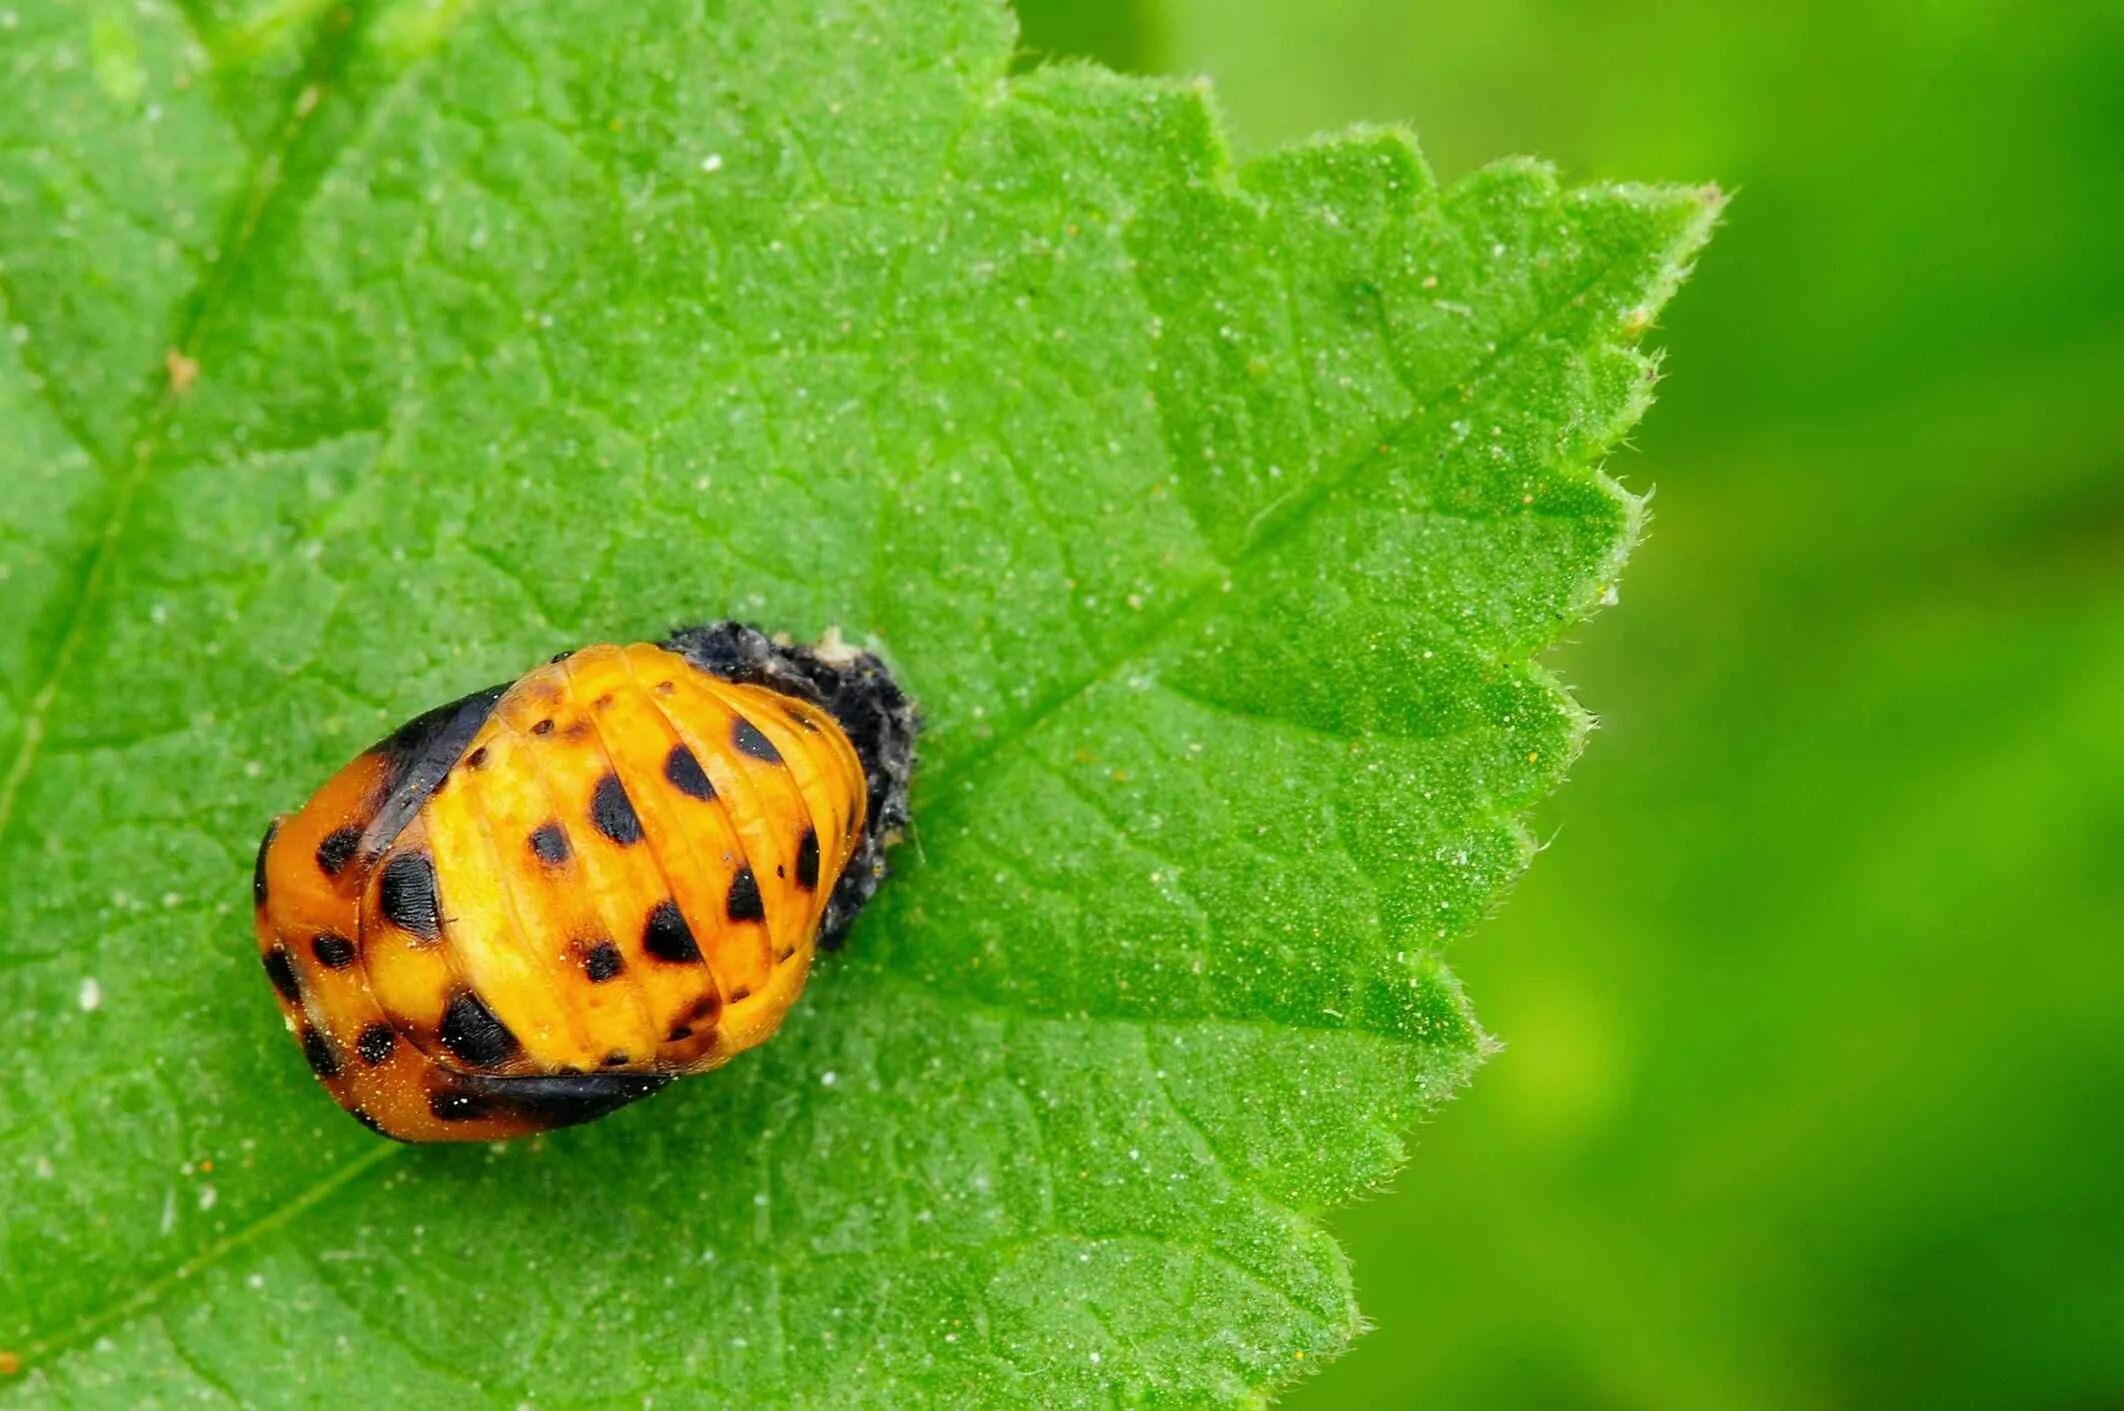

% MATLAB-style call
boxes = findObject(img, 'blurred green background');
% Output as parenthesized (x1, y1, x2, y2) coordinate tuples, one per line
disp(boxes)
(1021, 1, 2124, 1406)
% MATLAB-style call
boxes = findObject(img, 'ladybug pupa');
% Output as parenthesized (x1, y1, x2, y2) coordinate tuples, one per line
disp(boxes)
(251, 622, 918, 1142)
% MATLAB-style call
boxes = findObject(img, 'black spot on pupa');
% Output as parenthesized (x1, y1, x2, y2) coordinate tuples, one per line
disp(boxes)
(603, 1051, 630, 1067)
(351, 1108, 393, 1137)
(365, 683, 507, 854)
(465, 745, 489, 769)
(796, 828, 820, 889)
(550, 650, 573, 665)
(582, 940, 624, 983)
(532, 718, 555, 735)
(254, 820, 279, 907)
(315, 825, 360, 879)
(312, 932, 357, 969)
(357, 1023, 396, 1066)
(428, 1089, 494, 1123)
(726, 865, 765, 924)
(440, 989, 520, 1069)
(378, 852, 442, 941)
(302, 1027, 340, 1079)
(776, 945, 796, 963)
(727, 984, 753, 1002)
(263, 945, 301, 1002)
(449, 1069, 671, 1128)
(529, 822, 571, 867)
(591, 773, 643, 845)
(664, 744, 715, 800)
(731, 716, 781, 763)
(667, 1024, 693, 1041)
(786, 706, 822, 733)
(655, 679, 676, 696)
(643, 900, 700, 963)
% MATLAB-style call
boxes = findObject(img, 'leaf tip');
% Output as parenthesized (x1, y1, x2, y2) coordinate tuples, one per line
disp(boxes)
(1627, 178, 1728, 294)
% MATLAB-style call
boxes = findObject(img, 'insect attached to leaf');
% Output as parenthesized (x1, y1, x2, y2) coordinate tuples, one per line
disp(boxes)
(250, 622, 917, 1142)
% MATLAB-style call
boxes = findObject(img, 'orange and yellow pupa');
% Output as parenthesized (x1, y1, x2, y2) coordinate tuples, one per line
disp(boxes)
(250, 622, 917, 1142)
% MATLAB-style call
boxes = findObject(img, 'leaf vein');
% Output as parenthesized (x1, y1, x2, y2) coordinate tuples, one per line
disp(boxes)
(922, 230, 1653, 811)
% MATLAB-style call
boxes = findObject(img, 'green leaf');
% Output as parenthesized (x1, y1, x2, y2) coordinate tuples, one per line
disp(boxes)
(0, 0, 1714, 1403)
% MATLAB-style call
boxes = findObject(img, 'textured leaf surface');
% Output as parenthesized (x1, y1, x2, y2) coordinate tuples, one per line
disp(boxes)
(0, 0, 1712, 1403)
